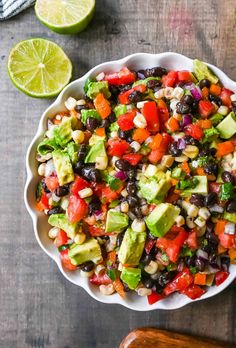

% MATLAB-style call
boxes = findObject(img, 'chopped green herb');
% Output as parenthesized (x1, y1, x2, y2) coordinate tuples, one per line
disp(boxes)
(109, 122, 119, 132)
(176, 177, 199, 190)
(161, 253, 169, 263)
(167, 263, 176, 271)
(104, 174, 121, 191)
(58, 244, 70, 252)
(180, 246, 194, 257)
(171, 167, 186, 180)
(220, 182, 234, 201)
(109, 199, 119, 208)
(36, 182, 42, 201)
(189, 266, 197, 274)
(203, 127, 220, 142)
(107, 269, 117, 281)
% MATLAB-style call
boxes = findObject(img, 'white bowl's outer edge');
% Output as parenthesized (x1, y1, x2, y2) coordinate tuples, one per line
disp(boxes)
(24, 52, 236, 311)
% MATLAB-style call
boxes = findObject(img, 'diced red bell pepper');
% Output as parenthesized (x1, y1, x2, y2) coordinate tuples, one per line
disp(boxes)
(148, 132, 172, 164)
(67, 195, 88, 223)
(145, 239, 156, 254)
(185, 124, 204, 140)
(117, 111, 136, 131)
(118, 84, 146, 104)
(104, 67, 136, 86)
(60, 249, 77, 271)
(123, 153, 143, 166)
(215, 271, 229, 286)
(88, 225, 108, 237)
(180, 284, 206, 300)
(163, 268, 194, 296)
(147, 291, 165, 305)
(36, 190, 49, 211)
(177, 71, 193, 82)
(107, 139, 130, 157)
(71, 176, 90, 196)
(218, 232, 235, 249)
(157, 99, 169, 131)
(186, 229, 198, 250)
(142, 101, 160, 133)
(220, 88, 233, 107)
(162, 70, 178, 87)
(89, 273, 112, 285)
(55, 230, 68, 247)
(198, 100, 215, 118)
(45, 176, 59, 192)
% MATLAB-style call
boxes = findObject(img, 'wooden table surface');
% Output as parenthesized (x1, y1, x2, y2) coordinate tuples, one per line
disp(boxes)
(1, 1, 236, 347)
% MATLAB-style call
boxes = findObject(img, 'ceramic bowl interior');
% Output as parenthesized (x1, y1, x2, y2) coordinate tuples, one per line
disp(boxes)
(24, 52, 236, 311)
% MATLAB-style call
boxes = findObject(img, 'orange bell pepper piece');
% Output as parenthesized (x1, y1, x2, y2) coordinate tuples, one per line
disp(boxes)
(216, 141, 234, 158)
(94, 93, 111, 119)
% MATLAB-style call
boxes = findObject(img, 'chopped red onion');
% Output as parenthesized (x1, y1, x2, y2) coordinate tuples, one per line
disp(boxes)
(184, 83, 195, 90)
(224, 222, 235, 235)
(190, 86, 202, 101)
(196, 249, 209, 260)
(52, 193, 61, 202)
(209, 205, 224, 214)
(115, 171, 127, 180)
(182, 114, 192, 128)
(94, 210, 103, 216)
(177, 138, 186, 150)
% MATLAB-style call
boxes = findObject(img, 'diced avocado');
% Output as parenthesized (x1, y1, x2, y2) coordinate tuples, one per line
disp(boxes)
(216, 112, 236, 139)
(182, 176, 208, 196)
(146, 203, 180, 237)
(203, 127, 219, 143)
(210, 113, 224, 126)
(68, 238, 102, 266)
(114, 104, 127, 117)
(193, 59, 218, 84)
(133, 77, 160, 87)
(81, 109, 101, 125)
(89, 133, 106, 146)
(223, 212, 236, 223)
(52, 150, 74, 185)
(171, 167, 185, 180)
(139, 177, 171, 203)
(84, 141, 107, 163)
(67, 142, 80, 164)
(120, 267, 141, 290)
(53, 116, 77, 148)
(105, 210, 129, 232)
(109, 122, 119, 132)
(118, 228, 146, 266)
(37, 137, 59, 156)
(86, 81, 111, 99)
(48, 213, 77, 239)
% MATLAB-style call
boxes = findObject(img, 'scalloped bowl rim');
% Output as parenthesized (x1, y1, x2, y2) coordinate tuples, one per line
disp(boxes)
(24, 52, 236, 311)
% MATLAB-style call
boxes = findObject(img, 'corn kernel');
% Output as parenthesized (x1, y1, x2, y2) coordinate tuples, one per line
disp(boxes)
(72, 130, 85, 144)
(78, 187, 93, 198)
(183, 145, 199, 159)
(133, 113, 147, 128)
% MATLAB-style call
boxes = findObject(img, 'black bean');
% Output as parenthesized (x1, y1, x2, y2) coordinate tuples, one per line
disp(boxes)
(108, 113, 117, 123)
(86, 117, 100, 131)
(140, 253, 152, 265)
(206, 220, 214, 234)
(126, 136, 133, 144)
(208, 94, 222, 106)
(206, 231, 219, 245)
(118, 129, 132, 140)
(150, 246, 159, 256)
(169, 142, 182, 156)
(184, 135, 199, 146)
(146, 79, 161, 89)
(190, 193, 205, 207)
(134, 206, 143, 219)
(137, 70, 146, 80)
(199, 79, 211, 89)
(74, 161, 84, 174)
(181, 94, 194, 105)
(142, 278, 154, 289)
(191, 100, 199, 113)
(55, 185, 69, 197)
(128, 90, 143, 103)
(80, 261, 94, 272)
(101, 118, 110, 128)
(127, 195, 139, 208)
(126, 169, 137, 180)
(157, 272, 172, 287)
(145, 66, 167, 78)
(195, 257, 205, 272)
(204, 161, 218, 176)
(118, 84, 132, 92)
(186, 256, 196, 268)
(232, 101, 236, 116)
(221, 256, 230, 271)
(204, 192, 218, 207)
(77, 144, 88, 161)
(208, 254, 217, 265)
(41, 179, 51, 193)
(199, 148, 211, 156)
(81, 165, 102, 182)
(221, 171, 234, 184)
(88, 196, 101, 215)
(109, 85, 120, 96)
(122, 281, 131, 292)
(116, 232, 125, 247)
(176, 102, 191, 114)
(75, 104, 89, 112)
(226, 200, 236, 213)
(126, 182, 137, 195)
(153, 282, 164, 294)
(115, 159, 131, 171)
(47, 206, 63, 215)
(210, 148, 217, 156)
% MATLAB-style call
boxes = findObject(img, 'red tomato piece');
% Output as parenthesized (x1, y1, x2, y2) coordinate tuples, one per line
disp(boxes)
(186, 229, 198, 250)
(71, 176, 90, 196)
(104, 67, 136, 86)
(162, 70, 178, 87)
(163, 268, 194, 296)
(148, 133, 172, 164)
(45, 176, 59, 192)
(215, 271, 229, 286)
(218, 232, 235, 249)
(220, 88, 233, 107)
(198, 100, 215, 118)
(142, 101, 160, 133)
(89, 273, 112, 285)
(123, 153, 142, 166)
(67, 195, 88, 223)
(118, 84, 146, 104)
(185, 124, 204, 140)
(39, 190, 49, 210)
(117, 111, 136, 131)
(177, 71, 193, 82)
(60, 250, 77, 271)
(55, 230, 68, 247)
(88, 225, 108, 237)
(107, 139, 130, 157)
(181, 284, 206, 300)
(147, 291, 165, 305)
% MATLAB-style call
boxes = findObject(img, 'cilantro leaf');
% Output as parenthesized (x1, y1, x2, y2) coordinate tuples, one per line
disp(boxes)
(220, 183, 234, 201)
(176, 177, 199, 190)
(104, 174, 121, 191)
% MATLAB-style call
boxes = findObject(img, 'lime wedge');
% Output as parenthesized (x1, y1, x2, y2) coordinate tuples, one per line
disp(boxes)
(8, 38, 72, 98)
(35, 0, 95, 34)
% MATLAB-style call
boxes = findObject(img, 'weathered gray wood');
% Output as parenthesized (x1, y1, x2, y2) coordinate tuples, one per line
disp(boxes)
(0, 1, 236, 347)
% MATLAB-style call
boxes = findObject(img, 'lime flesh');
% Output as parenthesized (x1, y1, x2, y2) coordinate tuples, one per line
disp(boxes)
(35, 0, 95, 34)
(8, 38, 72, 98)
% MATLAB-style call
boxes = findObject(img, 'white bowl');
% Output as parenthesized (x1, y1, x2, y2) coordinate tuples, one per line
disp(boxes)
(24, 52, 236, 311)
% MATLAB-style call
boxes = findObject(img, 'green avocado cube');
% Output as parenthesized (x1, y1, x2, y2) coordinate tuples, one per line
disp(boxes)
(139, 177, 171, 203)
(105, 210, 129, 233)
(86, 81, 111, 99)
(118, 228, 146, 266)
(120, 267, 141, 290)
(223, 212, 236, 223)
(114, 104, 127, 117)
(181, 176, 208, 196)
(48, 214, 78, 239)
(84, 141, 107, 163)
(146, 203, 180, 237)
(52, 150, 74, 186)
(216, 112, 236, 139)
(193, 59, 218, 84)
(67, 142, 80, 164)
(53, 116, 77, 148)
(68, 238, 102, 266)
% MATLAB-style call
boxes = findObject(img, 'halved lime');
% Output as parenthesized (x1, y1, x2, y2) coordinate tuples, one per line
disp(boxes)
(8, 38, 72, 98)
(35, 0, 96, 35)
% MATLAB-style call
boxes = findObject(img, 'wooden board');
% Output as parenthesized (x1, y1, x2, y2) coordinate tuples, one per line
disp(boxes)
(1, 0, 236, 347)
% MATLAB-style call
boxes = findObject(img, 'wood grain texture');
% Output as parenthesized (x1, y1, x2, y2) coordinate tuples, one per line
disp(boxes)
(119, 328, 236, 348)
(0, 0, 236, 347)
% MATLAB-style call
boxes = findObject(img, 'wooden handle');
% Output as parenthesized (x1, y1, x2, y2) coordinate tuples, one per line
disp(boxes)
(119, 328, 235, 348)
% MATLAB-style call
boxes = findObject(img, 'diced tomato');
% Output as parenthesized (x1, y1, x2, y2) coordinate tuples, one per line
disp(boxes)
(90, 273, 112, 285)
(88, 225, 108, 237)
(157, 99, 169, 131)
(198, 100, 215, 118)
(105, 67, 136, 86)
(107, 139, 130, 157)
(94, 93, 111, 119)
(55, 230, 68, 247)
(177, 71, 193, 82)
(185, 124, 204, 140)
(93, 183, 121, 203)
(220, 88, 233, 107)
(162, 70, 178, 87)
(67, 195, 88, 223)
(164, 268, 194, 296)
(45, 176, 59, 192)
(186, 229, 198, 250)
(147, 291, 165, 305)
(117, 111, 136, 131)
(36, 190, 49, 211)
(148, 133, 172, 164)
(215, 271, 229, 286)
(123, 153, 142, 166)
(71, 176, 90, 196)
(118, 84, 146, 104)
(218, 232, 235, 249)
(145, 239, 156, 254)
(142, 101, 160, 133)
(181, 284, 206, 300)
(60, 250, 77, 271)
